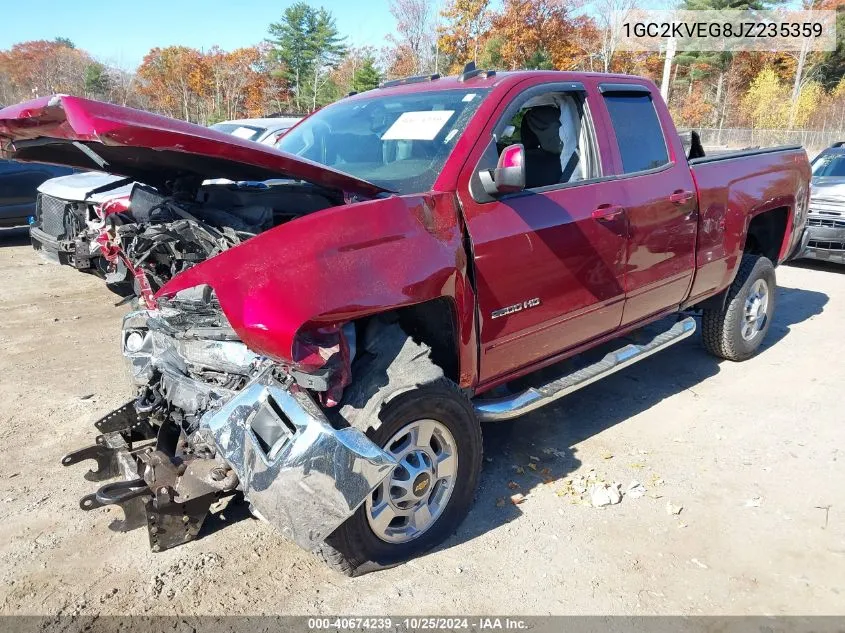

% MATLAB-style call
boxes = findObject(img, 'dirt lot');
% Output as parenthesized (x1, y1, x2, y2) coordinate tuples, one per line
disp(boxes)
(0, 227, 843, 616)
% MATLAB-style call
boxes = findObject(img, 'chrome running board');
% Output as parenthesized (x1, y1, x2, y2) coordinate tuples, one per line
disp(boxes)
(473, 317, 697, 422)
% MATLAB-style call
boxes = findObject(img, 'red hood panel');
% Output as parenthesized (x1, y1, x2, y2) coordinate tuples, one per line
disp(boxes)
(0, 95, 387, 197)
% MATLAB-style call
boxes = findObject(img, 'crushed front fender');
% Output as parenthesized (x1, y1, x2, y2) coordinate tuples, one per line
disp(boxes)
(200, 371, 397, 551)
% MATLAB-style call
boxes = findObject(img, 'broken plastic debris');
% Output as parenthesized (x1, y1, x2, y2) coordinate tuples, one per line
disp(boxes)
(744, 496, 762, 508)
(626, 481, 647, 498)
(591, 482, 622, 507)
(690, 558, 709, 569)
(666, 501, 683, 515)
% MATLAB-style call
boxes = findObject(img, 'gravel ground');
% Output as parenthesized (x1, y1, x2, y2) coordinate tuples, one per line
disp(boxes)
(0, 227, 843, 616)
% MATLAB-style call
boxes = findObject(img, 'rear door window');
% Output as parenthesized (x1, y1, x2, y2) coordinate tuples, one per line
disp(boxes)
(602, 93, 669, 173)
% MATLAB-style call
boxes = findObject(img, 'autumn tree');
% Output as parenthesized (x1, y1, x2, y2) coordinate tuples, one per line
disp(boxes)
(437, 0, 491, 72)
(381, 43, 418, 79)
(589, 0, 638, 73)
(671, 85, 715, 128)
(388, 0, 436, 74)
(742, 67, 790, 128)
(0, 40, 92, 101)
(491, 0, 584, 70)
(137, 46, 210, 121)
(205, 46, 268, 121)
(674, 0, 790, 128)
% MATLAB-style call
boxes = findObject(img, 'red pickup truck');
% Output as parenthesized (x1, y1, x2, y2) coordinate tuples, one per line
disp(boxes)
(0, 70, 809, 576)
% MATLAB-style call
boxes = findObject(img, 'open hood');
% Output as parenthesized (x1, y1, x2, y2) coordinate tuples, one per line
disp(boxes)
(0, 95, 388, 198)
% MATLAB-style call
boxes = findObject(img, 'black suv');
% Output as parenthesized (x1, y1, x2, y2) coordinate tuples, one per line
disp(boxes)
(0, 159, 73, 228)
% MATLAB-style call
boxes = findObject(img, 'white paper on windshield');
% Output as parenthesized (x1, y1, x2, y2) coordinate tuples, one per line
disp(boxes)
(230, 126, 257, 139)
(381, 110, 455, 141)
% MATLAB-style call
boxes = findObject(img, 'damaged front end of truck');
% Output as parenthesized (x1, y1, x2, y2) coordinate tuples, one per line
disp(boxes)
(65, 285, 397, 551)
(2, 94, 472, 559)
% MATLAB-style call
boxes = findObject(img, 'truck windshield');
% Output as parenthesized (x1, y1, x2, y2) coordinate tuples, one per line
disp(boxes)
(812, 153, 845, 178)
(277, 89, 489, 194)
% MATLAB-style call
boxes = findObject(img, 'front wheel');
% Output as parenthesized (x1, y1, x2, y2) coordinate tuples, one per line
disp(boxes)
(318, 379, 482, 576)
(701, 254, 776, 361)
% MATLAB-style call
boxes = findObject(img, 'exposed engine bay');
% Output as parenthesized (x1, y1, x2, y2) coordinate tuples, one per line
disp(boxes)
(97, 181, 343, 305)
(33, 176, 344, 304)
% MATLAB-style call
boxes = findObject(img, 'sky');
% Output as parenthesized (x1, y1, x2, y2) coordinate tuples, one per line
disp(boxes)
(1, 0, 402, 68)
(1, 0, 810, 69)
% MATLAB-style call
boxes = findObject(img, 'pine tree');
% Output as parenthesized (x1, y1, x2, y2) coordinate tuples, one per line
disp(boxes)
(352, 57, 381, 92)
(267, 3, 346, 111)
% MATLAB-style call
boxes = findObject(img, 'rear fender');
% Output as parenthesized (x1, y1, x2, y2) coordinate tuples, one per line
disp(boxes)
(687, 150, 809, 306)
(157, 193, 479, 388)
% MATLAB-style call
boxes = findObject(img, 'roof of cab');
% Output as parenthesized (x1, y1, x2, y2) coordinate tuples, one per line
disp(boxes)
(344, 70, 654, 102)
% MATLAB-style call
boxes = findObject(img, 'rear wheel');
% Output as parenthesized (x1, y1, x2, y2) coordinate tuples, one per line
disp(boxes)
(701, 254, 776, 361)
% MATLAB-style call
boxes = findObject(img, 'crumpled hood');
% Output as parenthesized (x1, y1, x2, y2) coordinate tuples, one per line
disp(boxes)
(0, 95, 388, 198)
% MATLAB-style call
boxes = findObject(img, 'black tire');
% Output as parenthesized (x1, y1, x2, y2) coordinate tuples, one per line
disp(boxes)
(317, 322, 482, 576)
(701, 254, 776, 361)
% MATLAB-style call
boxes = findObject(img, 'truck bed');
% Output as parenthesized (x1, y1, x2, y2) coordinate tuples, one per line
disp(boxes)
(686, 146, 809, 306)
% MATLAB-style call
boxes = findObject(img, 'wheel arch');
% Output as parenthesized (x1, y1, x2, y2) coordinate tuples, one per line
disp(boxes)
(346, 297, 464, 387)
(743, 205, 790, 264)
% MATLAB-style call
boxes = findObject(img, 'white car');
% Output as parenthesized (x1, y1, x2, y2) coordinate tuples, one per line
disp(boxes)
(209, 117, 302, 146)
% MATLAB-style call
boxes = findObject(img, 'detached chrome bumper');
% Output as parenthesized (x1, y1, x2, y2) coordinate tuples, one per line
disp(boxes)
(67, 308, 398, 553)
(200, 372, 397, 551)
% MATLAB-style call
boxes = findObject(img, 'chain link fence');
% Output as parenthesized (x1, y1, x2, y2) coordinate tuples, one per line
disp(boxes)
(678, 128, 844, 157)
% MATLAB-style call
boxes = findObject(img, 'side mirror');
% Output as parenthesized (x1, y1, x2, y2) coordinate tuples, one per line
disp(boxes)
(479, 144, 526, 196)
